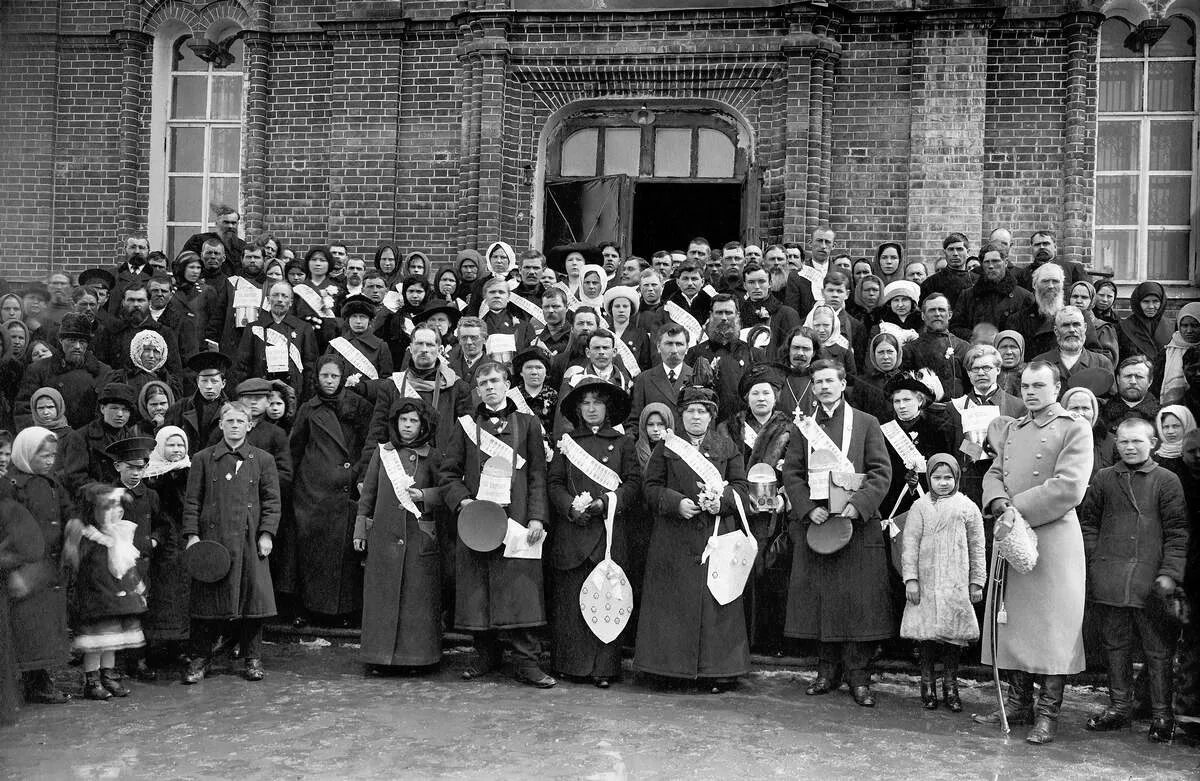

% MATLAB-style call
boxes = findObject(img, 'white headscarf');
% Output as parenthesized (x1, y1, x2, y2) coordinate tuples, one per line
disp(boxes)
(12, 426, 56, 475)
(143, 425, 190, 477)
(130, 329, 168, 373)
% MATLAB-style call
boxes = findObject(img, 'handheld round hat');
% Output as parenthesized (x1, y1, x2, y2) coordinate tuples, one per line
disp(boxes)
(560, 375, 632, 428)
(183, 540, 232, 583)
(458, 500, 508, 552)
(806, 514, 853, 555)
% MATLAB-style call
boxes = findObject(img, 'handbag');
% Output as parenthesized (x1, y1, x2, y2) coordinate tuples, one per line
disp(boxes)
(579, 491, 634, 643)
(995, 506, 1038, 574)
(702, 492, 757, 605)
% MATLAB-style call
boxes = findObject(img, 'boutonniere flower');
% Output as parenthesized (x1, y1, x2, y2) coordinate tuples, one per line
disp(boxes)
(944, 346, 954, 360)
(756, 307, 769, 320)
(571, 491, 595, 515)
(324, 285, 339, 297)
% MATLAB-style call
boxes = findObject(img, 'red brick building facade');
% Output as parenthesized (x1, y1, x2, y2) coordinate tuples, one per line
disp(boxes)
(1, 0, 1197, 293)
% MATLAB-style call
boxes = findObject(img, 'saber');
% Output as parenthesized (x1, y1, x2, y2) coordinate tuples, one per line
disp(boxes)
(986, 538, 1010, 735)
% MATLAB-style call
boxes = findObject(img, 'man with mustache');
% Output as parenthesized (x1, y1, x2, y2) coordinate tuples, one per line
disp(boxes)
(901, 293, 970, 400)
(1015, 231, 1086, 293)
(950, 243, 1032, 340)
(94, 281, 185, 384)
(107, 235, 154, 315)
(1032, 306, 1114, 386)
(686, 294, 763, 423)
(14, 313, 113, 428)
(182, 206, 245, 275)
(1005, 263, 1104, 361)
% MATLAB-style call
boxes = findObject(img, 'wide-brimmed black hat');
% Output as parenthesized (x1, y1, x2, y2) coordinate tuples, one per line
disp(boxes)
(78, 268, 116, 290)
(511, 346, 552, 378)
(884, 373, 935, 402)
(546, 243, 602, 274)
(560, 375, 632, 428)
(187, 350, 232, 374)
(97, 382, 137, 410)
(412, 300, 461, 332)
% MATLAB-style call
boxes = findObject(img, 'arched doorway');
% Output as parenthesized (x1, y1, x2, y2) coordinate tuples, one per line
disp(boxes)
(541, 103, 754, 257)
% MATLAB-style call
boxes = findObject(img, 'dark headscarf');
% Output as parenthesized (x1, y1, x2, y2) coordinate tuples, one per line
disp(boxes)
(1093, 279, 1119, 324)
(1119, 281, 1172, 362)
(388, 398, 437, 450)
(873, 242, 905, 287)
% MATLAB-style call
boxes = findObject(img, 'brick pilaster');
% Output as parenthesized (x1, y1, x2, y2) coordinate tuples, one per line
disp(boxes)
(113, 28, 151, 240)
(241, 30, 272, 239)
(1060, 11, 1103, 266)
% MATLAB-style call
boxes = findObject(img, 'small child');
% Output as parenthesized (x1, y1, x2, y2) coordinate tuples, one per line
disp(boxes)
(68, 482, 149, 701)
(1080, 417, 1188, 742)
(900, 453, 985, 712)
(106, 437, 160, 680)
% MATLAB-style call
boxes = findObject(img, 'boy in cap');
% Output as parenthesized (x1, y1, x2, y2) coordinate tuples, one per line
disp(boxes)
(59, 383, 139, 495)
(166, 351, 231, 455)
(206, 379, 293, 491)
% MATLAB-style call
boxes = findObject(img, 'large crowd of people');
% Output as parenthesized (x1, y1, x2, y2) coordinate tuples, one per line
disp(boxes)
(2, 209, 1199, 751)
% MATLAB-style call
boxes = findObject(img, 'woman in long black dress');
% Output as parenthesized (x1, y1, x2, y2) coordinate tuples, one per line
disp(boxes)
(142, 425, 192, 672)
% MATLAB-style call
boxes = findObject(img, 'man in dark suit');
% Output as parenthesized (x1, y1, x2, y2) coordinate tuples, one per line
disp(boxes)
(181, 206, 245, 274)
(107, 235, 153, 314)
(94, 281, 185, 384)
(626, 323, 693, 437)
(947, 343, 1025, 508)
(1032, 306, 1114, 390)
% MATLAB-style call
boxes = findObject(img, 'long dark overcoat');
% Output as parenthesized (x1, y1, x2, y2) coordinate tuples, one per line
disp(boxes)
(358, 442, 444, 666)
(782, 401, 895, 642)
(145, 468, 191, 640)
(547, 426, 641, 677)
(634, 429, 750, 679)
(289, 392, 372, 615)
(439, 404, 549, 631)
(182, 441, 281, 620)
(8, 470, 74, 670)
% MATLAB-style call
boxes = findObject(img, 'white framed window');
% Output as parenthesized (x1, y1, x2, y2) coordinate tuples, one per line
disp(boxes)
(1095, 16, 1198, 284)
(149, 29, 245, 258)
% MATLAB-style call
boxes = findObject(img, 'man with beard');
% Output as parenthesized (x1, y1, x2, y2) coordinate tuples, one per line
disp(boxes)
(1006, 263, 1103, 361)
(626, 323, 694, 435)
(341, 256, 366, 297)
(663, 262, 711, 344)
(531, 288, 571, 359)
(1033, 306, 1115, 386)
(687, 294, 764, 423)
(765, 244, 816, 322)
(43, 271, 73, 326)
(107, 235, 154, 314)
(362, 324, 471, 469)
(1015, 231, 1086, 292)
(59, 382, 139, 493)
(1101, 355, 1160, 433)
(920, 232, 976, 309)
(15, 314, 112, 428)
(94, 281, 184, 383)
(902, 293, 970, 400)
(147, 272, 199, 365)
(634, 270, 669, 336)
(234, 281, 319, 400)
(182, 207, 245, 274)
(549, 307, 600, 387)
(207, 241, 270, 353)
(740, 262, 801, 358)
(950, 243, 1032, 340)
(164, 351, 231, 455)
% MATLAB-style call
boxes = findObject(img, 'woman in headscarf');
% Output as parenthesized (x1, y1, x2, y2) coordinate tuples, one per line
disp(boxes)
(4, 319, 28, 364)
(142, 426, 192, 674)
(434, 267, 466, 310)
(847, 273, 883, 333)
(805, 304, 856, 375)
(454, 249, 483, 308)
(1118, 281, 1173, 363)
(1061, 386, 1113, 475)
(1155, 404, 1196, 479)
(471, 241, 517, 305)
(265, 379, 298, 433)
(1153, 302, 1200, 405)
(374, 243, 401, 289)
(604, 286, 650, 375)
(874, 242, 905, 287)
(289, 354, 373, 626)
(1068, 280, 1118, 365)
(1093, 279, 1120, 325)
(29, 387, 72, 440)
(577, 264, 609, 314)
(996, 330, 1027, 397)
(263, 257, 285, 285)
(172, 251, 206, 318)
(354, 398, 443, 670)
(860, 332, 904, 394)
(136, 379, 175, 437)
(121, 329, 180, 400)
(0, 293, 23, 324)
(7, 426, 74, 704)
(398, 276, 431, 334)
(636, 403, 674, 471)
(635, 386, 750, 692)
(401, 251, 431, 285)
(547, 378, 641, 687)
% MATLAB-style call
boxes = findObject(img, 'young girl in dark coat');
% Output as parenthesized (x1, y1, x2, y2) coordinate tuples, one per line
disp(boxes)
(142, 426, 192, 672)
(66, 481, 150, 700)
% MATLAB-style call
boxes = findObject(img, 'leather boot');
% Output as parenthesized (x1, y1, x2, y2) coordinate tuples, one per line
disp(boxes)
(1146, 658, 1175, 743)
(83, 671, 111, 701)
(1087, 647, 1132, 731)
(942, 646, 962, 713)
(100, 668, 130, 697)
(973, 670, 1034, 725)
(25, 669, 71, 704)
(919, 644, 938, 710)
(1026, 675, 1065, 745)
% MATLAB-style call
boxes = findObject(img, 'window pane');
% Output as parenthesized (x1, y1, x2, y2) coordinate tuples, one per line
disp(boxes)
(1096, 175, 1139, 225)
(1150, 120, 1193, 170)
(1150, 18, 1195, 58)
(653, 128, 691, 177)
(602, 128, 641, 176)
(561, 129, 597, 177)
(697, 128, 736, 178)
(210, 76, 243, 120)
(1099, 61, 1143, 112)
(172, 37, 206, 72)
(1148, 230, 1191, 281)
(1100, 18, 1133, 58)
(167, 226, 199, 259)
(168, 126, 205, 172)
(168, 177, 203, 222)
(1096, 121, 1139, 170)
(1149, 176, 1192, 224)
(209, 177, 240, 215)
(211, 127, 241, 173)
(1148, 61, 1194, 111)
(171, 76, 207, 119)
(1095, 229, 1137, 280)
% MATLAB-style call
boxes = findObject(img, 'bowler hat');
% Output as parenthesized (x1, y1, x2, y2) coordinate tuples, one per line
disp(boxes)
(97, 382, 137, 410)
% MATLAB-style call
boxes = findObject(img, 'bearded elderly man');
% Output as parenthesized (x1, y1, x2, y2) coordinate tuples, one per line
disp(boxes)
(686, 294, 765, 423)
(973, 361, 1093, 745)
(15, 314, 113, 428)
(1005, 264, 1103, 361)
(901, 293, 969, 400)
(1032, 306, 1115, 387)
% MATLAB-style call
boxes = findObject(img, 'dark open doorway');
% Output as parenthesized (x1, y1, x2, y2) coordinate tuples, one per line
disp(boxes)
(631, 182, 742, 259)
